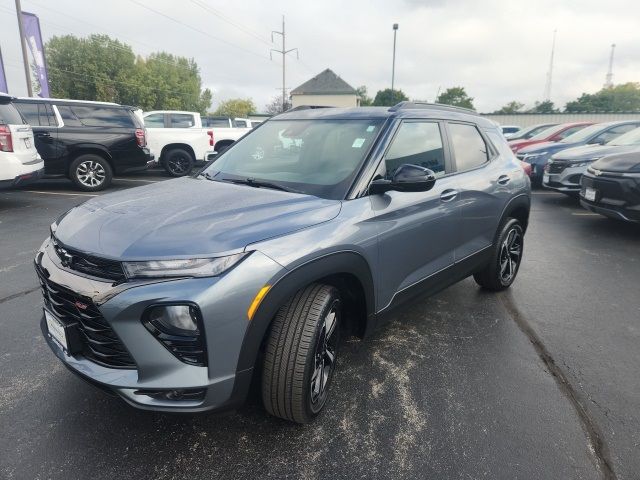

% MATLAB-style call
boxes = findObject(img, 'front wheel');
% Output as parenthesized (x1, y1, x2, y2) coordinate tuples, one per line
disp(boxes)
(474, 218, 524, 291)
(262, 284, 341, 424)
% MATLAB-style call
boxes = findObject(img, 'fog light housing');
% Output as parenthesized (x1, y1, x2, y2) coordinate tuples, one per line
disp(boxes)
(143, 304, 207, 366)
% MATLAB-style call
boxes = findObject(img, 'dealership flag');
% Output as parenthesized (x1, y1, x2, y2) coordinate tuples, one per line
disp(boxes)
(0, 47, 7, 93)
(20, 12, 50, 97)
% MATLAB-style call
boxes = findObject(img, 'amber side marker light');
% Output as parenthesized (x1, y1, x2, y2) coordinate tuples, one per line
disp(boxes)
(248, 285, 271, 320)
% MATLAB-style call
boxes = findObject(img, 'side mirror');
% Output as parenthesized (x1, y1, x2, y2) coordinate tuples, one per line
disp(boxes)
(370, 164, 437, 195)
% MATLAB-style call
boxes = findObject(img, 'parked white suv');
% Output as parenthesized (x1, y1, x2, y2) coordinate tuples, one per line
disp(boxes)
(0, 94, 44, 190)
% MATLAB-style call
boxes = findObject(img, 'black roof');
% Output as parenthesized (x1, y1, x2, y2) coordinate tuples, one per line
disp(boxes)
(274, 102, 495, 128)
(14, 97, 133, 109)
(290, 69, 356, 95)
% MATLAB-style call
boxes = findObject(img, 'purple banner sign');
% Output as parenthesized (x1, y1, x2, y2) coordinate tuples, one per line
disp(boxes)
(21, 11, 50, 97)
(0, 47, 7, 93)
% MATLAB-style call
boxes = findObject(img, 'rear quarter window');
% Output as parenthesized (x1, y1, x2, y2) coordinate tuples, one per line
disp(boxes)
(68, 106, 134, 128)
(0, 103, 26, 125)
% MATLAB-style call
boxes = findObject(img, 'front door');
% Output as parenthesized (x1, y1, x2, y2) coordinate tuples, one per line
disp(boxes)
(370, 120, 460, 311)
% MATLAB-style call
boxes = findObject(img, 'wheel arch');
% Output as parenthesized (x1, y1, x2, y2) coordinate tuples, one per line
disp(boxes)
(67, 146, 113, 173)
(500, 193, 530, 232)
(160, 143, 196, 162)
(236, 251, 376, 373)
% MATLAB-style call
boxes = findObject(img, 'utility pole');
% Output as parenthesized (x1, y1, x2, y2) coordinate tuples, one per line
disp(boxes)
(15, 0, 32, 97)
(391, 23, 398, 100)
(543, 29, 556, 102)
(271, 15, 298, 112)
(604, 43, 616, 89)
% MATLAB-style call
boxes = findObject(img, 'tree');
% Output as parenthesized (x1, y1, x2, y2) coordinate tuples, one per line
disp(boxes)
(564, 83, 640, 112)
(528, 100, 558, 113)
(356, 85, 373, 106)
(265, 94, 291, 115)
(372, 88, 408, 106)
(494, 101, 524, 114)
(45, 34, 212, 113)
(213, 98, 256, 118)
(435, 87, 474, 110)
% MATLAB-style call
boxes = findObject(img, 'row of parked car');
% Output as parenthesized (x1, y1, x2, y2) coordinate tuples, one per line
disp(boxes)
(0, 93, 254, 192)
(509, 120, 640, 223)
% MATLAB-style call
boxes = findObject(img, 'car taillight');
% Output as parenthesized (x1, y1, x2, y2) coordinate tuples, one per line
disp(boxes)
(0, 125, 13, 152)
(135, 128, 146, 147)
(207, 130, 214, 147)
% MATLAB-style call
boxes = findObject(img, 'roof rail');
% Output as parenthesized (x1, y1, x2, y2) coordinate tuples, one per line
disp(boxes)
(286, 105, 334, 112)
(389, 101, 477, 114)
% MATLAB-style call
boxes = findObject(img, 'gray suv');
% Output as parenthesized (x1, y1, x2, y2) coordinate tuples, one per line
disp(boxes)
(36, 102, 530, 423)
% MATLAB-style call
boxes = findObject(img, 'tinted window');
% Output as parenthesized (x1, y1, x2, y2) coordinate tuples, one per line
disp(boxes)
(56, 106, 82, 127)
(202, 117, 231, 128)
(69, 106, 133, 128)
(17, 102, 57, 127)
(593, 124, 639, 144)
(169, 113, 195, 128)
(556, 125, 585, 139)
(449, 123, 488, 171)
(0, 103, 26, 125)
(144, 113, 165, 128)
(384, 122, 446, 178)
(234, 119, 248, 128)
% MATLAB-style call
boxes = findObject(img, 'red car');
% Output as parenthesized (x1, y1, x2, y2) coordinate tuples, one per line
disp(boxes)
(509, 122, 593, 153)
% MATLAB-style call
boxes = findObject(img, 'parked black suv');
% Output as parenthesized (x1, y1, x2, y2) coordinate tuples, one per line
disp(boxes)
(13, 98, 154, 191)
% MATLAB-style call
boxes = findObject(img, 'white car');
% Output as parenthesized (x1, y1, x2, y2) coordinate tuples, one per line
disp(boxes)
(0, 94, 44, 190)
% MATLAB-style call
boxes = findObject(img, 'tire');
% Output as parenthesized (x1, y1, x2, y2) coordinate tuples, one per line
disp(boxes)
(163, 148, 194, 177)
(473, 218, 524, 291)
(262, 284, 341, 424)
(69, 154, 113, 191)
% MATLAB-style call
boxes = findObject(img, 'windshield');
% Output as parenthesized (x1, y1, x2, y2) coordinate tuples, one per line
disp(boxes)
(560, 123, 608, 143)
(203, 118, 384, 199)
(607, 126, 640, 146)
(529, 124, 570, 141)
(509, 124, 552, 140)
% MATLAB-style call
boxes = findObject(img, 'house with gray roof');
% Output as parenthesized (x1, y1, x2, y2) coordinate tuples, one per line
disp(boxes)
(290, 68, 359, 108)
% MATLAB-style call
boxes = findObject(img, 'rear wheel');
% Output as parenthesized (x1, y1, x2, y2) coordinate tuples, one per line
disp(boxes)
(262, 284, 341, 424)
(69, 154, 112, 191)
(474, 218, 524, 291)
(163, 148, 194, 177)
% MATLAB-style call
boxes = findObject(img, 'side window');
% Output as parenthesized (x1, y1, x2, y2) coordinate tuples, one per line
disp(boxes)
(557, 126, 583, 139)
(69, 106, 133, 128)
(448, 123, 488, 172)
(234, 119, 248, 128)
(594, 124, 639, 144)
(169, 113, 195, 128)
(55, 106, 82, 127)
(14, 102, 40, 125)
(39, 103, 57, 126)
(144, 114, 166, 128)
(383, 122, 446, 179)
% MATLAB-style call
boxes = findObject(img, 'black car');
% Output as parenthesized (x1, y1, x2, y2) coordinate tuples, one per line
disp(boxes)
(580, 151, 640, 223)
(13, 98, 154, 191)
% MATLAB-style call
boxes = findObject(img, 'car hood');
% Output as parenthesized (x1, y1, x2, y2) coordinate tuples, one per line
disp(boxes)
(553, 144, 638, 161)
(519, 141, 577, 155)
(591, 150, 640, 173)
(54, 177, 342, 260)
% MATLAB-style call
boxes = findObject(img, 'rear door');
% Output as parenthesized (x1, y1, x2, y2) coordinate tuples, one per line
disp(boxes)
(448, 123, 512, 260)
(13, 100, 59, 166)
(371, 119, 460, 310)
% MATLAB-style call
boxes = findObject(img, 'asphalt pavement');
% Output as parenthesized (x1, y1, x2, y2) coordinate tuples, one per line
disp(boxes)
(0, 175, 638, 480)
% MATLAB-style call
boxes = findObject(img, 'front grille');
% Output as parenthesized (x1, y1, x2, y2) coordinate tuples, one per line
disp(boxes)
(37, 267, 136, 369)
(52, 237, 126, 283)
(548, 162, 566, 174)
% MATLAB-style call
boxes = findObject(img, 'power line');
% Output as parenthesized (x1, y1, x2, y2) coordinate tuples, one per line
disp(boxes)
(271, 15, 298, 111)
(188, 0, 272, 46)
(127, 0, 275, 64)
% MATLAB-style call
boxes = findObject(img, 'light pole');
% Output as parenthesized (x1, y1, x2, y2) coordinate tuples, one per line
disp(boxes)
(391, 23, 398, 101)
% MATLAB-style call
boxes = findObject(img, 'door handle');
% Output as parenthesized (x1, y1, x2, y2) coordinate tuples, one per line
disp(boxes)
(440, 189, 458, 202)
(35, 132, 50, 137)
(497, 174, 511, 185)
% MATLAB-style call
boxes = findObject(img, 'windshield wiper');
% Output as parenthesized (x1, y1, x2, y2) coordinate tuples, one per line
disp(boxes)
(226, 177, 302, 194)
(199, 171, 219, 181)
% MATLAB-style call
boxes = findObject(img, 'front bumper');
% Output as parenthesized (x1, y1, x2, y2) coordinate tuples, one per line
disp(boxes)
(543, 162, 589, 192)
(36, 237, 283, 412)
(580, 173, 640, 223)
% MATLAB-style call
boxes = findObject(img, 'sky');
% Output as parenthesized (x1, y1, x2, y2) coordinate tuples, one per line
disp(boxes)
(1, 0, 639, 113)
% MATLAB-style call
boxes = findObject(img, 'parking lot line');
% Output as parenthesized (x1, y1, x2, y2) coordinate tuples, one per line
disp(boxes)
(571, 212, 600, 216)
(532, 191, 562, 195)
(21, 190, 98, 197)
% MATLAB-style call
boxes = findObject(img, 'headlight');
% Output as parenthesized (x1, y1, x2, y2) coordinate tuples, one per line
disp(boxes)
(123, 253, 247, 279)
(571, 160, 598, 168)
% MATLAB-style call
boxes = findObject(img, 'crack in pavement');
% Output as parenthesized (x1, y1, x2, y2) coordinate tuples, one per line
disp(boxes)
(0, 286, 40, 305)
(499, 291, 617, 480)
